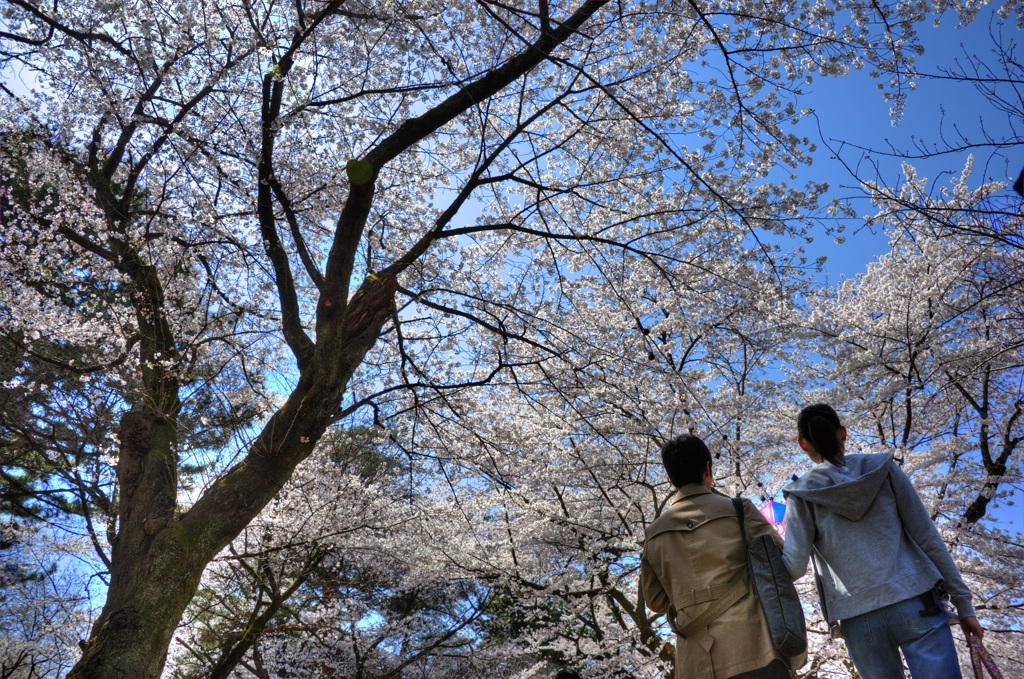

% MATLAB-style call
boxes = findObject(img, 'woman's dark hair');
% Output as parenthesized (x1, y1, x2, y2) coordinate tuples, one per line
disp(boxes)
(555, 671, 582, 679)
(797, 403, 846, 466)
(661, 434, 712, 487)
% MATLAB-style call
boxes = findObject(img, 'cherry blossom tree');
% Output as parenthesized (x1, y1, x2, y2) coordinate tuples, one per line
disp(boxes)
(168, 428, 516, 679)
(823, 1, 1023, 250)
(225, 262, 813, 677)
(0, 521, 93, 679)
(0, 0, 979, 675)
(801, 166, 1024, 676)
(170, 294, 809, 678)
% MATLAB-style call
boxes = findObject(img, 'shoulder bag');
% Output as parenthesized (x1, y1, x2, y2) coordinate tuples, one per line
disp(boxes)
(732, 498, 808, 667)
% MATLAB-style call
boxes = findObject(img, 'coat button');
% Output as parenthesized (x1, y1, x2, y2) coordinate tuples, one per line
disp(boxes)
(686, 520, 695, 528)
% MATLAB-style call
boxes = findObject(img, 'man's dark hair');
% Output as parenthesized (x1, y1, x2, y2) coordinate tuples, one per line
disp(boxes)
(661, 434, 712, 487)
(555, 671, 582, 679)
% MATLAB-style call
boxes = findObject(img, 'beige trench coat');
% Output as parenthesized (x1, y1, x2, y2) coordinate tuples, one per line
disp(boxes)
(641, 484, 798, 679)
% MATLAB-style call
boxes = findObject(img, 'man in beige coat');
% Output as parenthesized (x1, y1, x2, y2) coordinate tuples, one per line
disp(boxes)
(641, 434, 798, 679)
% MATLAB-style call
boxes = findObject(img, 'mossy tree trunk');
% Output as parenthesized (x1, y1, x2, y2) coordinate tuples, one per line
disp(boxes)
(66, 3, 608, 675)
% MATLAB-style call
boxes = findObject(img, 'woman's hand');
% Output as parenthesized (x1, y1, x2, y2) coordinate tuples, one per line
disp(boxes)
(960, 615, 984, 639)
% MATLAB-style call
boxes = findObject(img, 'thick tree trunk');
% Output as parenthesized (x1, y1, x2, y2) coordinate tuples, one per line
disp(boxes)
(71, 522, 206, 677)
(68, 397, 338, 678)
(63, 2, 608, 672)
(71, 411, 199, 677)
(67, 393, 336, 677)
(68, 273, 398, 678)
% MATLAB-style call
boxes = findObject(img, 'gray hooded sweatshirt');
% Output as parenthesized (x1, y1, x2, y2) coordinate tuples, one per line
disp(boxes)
(782, 453, 975, 622)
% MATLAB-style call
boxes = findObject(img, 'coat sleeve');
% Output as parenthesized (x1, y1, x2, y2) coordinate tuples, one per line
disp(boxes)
(781, 493, 814, 582)
(640, 547, 671, 614)
(889, 463, 977, 618)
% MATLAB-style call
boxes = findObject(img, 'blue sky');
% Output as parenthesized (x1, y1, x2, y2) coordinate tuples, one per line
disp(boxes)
(787, 4, 1023, 533)
(794, 3, 1020, 281)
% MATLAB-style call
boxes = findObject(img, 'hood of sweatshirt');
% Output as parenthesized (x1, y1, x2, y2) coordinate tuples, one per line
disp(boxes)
(783, 453, 894, 521)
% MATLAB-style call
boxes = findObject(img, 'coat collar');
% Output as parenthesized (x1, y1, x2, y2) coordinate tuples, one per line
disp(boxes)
(671, 483, 725, 503)
(646, 484, 732, 540)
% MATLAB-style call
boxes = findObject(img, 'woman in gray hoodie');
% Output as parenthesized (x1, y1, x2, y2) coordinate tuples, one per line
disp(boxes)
(781, 404, 983, 679)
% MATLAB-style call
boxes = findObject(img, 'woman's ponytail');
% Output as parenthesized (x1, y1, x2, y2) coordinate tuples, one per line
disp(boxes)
(797, 403, 846, 466)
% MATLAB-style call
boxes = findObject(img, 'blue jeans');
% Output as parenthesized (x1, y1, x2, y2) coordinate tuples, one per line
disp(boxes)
(840, 591, 962, 679)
